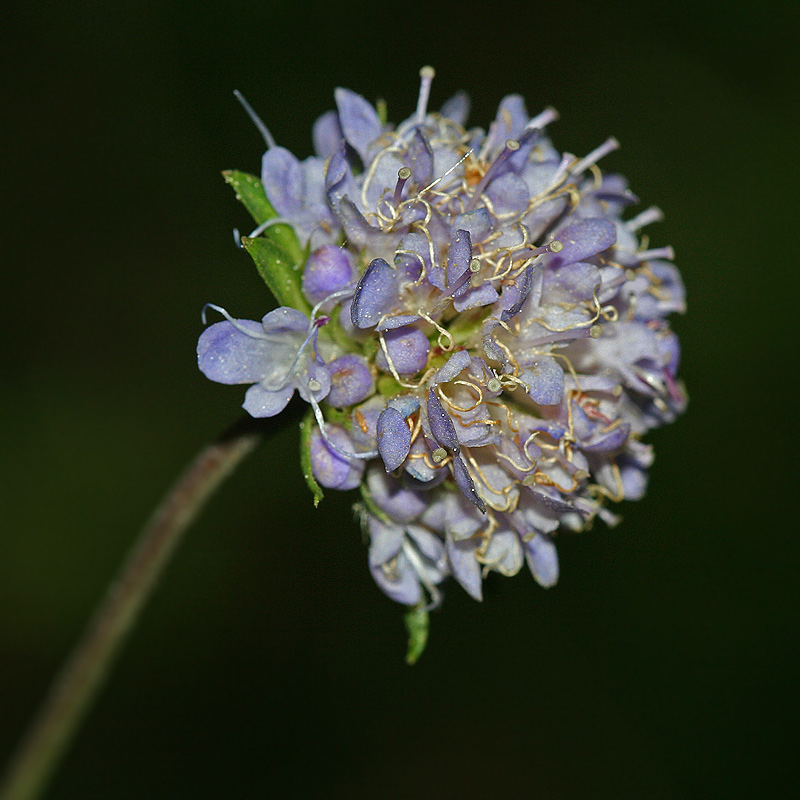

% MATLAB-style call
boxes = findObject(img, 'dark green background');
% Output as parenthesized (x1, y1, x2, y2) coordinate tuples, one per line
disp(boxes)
(2, 1, 798, 797)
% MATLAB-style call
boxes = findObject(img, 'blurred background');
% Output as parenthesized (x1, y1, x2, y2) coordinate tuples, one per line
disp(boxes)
(2, 1, 798, 797)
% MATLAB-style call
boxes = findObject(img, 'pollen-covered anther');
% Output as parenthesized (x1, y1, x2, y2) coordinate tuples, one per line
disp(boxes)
(431, 447, 447, 463)
(487, 377, 502, 393)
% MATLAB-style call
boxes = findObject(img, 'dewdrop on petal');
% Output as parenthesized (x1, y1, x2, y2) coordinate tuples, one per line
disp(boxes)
(200, 66, 687, 656)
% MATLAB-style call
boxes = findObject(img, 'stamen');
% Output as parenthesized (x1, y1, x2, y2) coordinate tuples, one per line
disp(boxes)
(469, 258, 481, 273)
(201, 303, 270, 339)
(393, 166, 412, 207)
(626, 206, 663, 232)
(468, 139, 521, 211)
(233, 90, 276, 150)
(571, 137, 620, 175)
(525, 106, 559, 131)
(416, 66, 436, 124)
(637, 246, 675, 262)
(245, 216, 293, 239)
(310, 287, 355, 322)
(487, 377, 502, 393)
(309, 398, 378, 460)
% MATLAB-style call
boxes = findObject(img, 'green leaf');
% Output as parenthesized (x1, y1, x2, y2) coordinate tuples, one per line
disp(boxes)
(222, 169, 304, 267)
(299, 409, 324, 508)
(403, 604, 429, 665)
(242, 236, 310, 315)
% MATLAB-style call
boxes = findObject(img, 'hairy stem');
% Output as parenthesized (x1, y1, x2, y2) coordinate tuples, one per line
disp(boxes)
(0, 413, 282, 800)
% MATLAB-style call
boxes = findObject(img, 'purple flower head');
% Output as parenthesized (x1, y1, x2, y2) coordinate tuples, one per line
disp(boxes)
(202, 67, 687, 657)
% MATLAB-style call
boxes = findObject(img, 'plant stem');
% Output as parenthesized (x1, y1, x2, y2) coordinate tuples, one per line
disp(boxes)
(0, 414, 276, 800)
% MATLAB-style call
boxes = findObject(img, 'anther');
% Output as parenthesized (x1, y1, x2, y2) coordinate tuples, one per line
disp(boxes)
(590, 324, 603, 338)
(573, 469, 589, 482)
(393, 166, 412, 207)
(487, 377, 502, 393)
(469, 257, 481, 273)
(432, 447, 447, 463)
(307, 378, 322, 393)
(548, 239, 564, 253)
(522, 474, 539, 486)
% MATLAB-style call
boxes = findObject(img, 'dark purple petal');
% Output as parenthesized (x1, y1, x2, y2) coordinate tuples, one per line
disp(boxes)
(376, 406, 412, 472)
(499, 264, 535, 322)
(581, 423, 631, 455)
(310, 425, 365, 490)
(350, 258, 398, 329)
(446, 229, 472, 295)
(452, 454, 486, 513)
(407, 129, 433, 186)
(426, 388, 459, 451)
(326, 354, 374, 407)
(375, 326, 429, 375)
(548, 219, 617, 267)
(302, 245, 356, 304)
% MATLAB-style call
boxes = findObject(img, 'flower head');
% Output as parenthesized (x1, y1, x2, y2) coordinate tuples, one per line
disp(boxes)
(202, 68, 686, 658)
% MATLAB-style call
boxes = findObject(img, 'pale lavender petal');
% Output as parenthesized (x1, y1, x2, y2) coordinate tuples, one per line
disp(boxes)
(242, 381, 294, 418)
(260, 146, 304, 218)
(453, 282, 500, 312)
(524, 534, 559, 588)
(334, 87, 381, 163)
(521, 356, 565, 405)
(452, 208, 492, 244)
(433, 349, 470, 384)
(310, 425, 365, 490)
(549, 219, 617, 267)
(440, 91, 470, 126)
(312, 109, 342, 159)
(367, 468, 425, 521)
(197, 320, 272, 385)
(446, 532, 482, 601)
(259, 306, 309, 334)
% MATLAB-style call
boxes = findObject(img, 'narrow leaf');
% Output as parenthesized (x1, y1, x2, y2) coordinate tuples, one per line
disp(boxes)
(242, 236, 310, 315)
(299, 409, 324, 507)
(403, 604, 429, 665)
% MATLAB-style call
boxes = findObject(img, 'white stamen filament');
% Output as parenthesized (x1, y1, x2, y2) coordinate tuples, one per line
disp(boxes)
(233, 90, 276, 149)
(571, 137, 620, 175)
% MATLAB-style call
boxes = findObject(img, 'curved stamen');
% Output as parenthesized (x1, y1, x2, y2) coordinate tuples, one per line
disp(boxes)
(467, 138, 520, 211)
(309, 398, 378, 460)
(233, 90, 276, 149)
(201, 304, 271, 339)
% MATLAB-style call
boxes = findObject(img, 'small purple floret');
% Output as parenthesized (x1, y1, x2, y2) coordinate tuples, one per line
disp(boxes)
(326, 354, 374, 407)
(310, 425, 365, 490)
(375, 326, 429, 376)
(302, 245, 356, 304)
